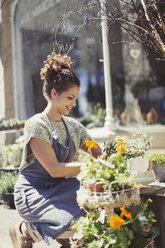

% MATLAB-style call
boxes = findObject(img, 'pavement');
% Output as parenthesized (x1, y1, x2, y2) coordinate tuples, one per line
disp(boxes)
(0, 202, 61, 248)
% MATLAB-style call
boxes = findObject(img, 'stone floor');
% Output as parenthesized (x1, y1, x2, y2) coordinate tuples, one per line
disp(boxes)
(0, 203, 60, 248)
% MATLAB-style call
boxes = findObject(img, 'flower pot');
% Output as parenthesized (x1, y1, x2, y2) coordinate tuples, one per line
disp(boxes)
(130, 155, 149, 176)
(152, 163, 165, 182)
(18, 122, 25, 130)
(1, 192, 15, 209)
(85, 182, 105, 196)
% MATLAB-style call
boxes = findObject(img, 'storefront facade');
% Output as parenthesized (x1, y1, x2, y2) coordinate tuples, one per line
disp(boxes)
(0, 0, 165, 148)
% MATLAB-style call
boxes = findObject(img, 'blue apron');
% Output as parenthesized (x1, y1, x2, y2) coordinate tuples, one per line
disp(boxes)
(14, 115, 84, 245)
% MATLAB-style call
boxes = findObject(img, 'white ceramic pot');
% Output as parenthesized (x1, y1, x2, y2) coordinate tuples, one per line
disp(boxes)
(130, 155, 149, 176)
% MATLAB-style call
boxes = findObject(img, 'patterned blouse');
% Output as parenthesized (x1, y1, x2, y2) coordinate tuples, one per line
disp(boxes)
(19, 112, 91, 171)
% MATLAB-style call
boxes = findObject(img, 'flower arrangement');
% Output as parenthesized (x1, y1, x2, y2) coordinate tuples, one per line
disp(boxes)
(103, 134, 151, 159)
(71, 199, 159, 248)
(77, 139, 135, 192)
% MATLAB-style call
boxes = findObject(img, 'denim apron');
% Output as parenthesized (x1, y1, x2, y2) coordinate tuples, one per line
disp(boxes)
(14, 114, 84, 245)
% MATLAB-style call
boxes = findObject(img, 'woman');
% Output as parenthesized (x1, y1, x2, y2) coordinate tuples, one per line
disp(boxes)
(9, 53, 102, 248)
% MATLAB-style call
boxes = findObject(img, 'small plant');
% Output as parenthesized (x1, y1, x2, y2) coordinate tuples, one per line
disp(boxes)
(0, 171, 18, 194)
(148, 152, 165, 167)
(148, 152, 165, 182)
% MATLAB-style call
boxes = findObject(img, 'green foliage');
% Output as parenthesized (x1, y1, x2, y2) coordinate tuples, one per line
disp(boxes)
(148, 152, 165, 167)
(77, 150, 135, 191)
(3, 143, 23, 167)
(0, 171, 18, 193)
(86, 103, 106, 128)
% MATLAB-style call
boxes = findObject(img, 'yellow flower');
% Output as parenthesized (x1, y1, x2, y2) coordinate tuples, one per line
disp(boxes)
(120, 206, 131, 219)
(148, 199, 153, 203)
(116, 142, 126, 154)
(117, 137, 123, 142)
(85, 140, 98, 149)
(109, 215, 124, 228)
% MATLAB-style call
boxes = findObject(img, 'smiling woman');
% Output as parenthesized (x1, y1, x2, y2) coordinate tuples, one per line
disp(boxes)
(9, 53, 102, 248)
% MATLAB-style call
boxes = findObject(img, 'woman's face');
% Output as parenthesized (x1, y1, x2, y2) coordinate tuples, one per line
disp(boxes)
(53, 85, 80, 116)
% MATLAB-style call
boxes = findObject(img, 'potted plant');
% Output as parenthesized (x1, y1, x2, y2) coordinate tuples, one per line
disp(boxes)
(71, 199, 159, 248)
(3, 142, 23, 167)
(148, 152, 165, 182)
(0, 171, 18, 208)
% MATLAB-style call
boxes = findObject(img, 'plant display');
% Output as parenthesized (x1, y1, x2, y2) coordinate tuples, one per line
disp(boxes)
(0, 118, 18, 130)
(148, 153, 165, 167)
(0, 171, 18, 194)
(71, 200, 159, 248)
(0, 118, 25, 131)
(73, 138, 159, 247)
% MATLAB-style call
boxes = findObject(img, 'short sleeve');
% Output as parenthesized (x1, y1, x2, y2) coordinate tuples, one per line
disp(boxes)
(24, 118, 52, 146)
(19, 116, 52, 171)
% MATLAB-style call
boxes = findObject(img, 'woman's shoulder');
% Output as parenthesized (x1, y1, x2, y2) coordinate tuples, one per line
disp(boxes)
(63, 115, 85, 128)
(25, 112, 48, 129)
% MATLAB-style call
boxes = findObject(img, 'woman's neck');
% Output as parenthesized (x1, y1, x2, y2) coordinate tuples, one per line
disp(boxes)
(45, 103, 62, 122)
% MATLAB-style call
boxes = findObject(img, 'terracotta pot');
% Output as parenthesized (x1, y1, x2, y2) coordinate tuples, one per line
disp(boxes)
(18, 122, 25, 130)
(85, 182, 105, 196)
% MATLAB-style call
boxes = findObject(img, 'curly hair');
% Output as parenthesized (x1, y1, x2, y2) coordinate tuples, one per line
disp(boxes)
(40, 53, 80, 100)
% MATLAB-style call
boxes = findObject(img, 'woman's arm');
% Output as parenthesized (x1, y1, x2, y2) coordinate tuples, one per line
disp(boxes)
(29, 138, 82, 178)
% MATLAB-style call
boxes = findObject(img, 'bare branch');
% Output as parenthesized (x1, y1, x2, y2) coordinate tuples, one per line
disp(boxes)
(54, 0, 165, 57)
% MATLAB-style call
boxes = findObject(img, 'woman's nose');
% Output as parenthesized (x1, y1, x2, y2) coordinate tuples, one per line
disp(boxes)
(73, 99, 76, 107)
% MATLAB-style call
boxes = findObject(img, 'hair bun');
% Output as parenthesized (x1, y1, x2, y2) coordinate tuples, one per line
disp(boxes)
(40, 53, 73, 81)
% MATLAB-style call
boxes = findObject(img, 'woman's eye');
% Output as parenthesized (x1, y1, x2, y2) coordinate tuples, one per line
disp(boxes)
(68, 97, 73, 100)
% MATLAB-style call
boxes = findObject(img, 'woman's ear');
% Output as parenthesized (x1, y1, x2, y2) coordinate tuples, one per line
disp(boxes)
(50, 88, 57, 100)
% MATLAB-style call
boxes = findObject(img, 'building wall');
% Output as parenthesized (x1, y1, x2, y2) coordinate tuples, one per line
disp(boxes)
(0, 0, 16, 151)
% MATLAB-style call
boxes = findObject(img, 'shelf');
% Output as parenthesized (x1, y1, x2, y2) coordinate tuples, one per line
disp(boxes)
(0, 129, 24, 134)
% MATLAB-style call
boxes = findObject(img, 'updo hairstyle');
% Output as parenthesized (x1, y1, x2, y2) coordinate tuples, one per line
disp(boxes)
(40, 53, 80, 101)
